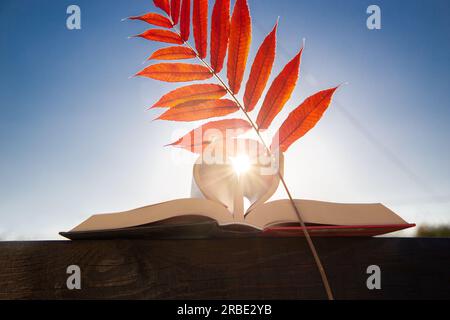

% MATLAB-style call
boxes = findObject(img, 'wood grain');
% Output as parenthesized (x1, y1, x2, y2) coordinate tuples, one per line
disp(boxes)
(0, 238, 448, 300)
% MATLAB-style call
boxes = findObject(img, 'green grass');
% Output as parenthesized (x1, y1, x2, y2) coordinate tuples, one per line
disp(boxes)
(416, 225, 450, 237)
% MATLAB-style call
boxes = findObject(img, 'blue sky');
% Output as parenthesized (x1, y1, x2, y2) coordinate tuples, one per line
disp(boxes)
(0, 0, 449, 239)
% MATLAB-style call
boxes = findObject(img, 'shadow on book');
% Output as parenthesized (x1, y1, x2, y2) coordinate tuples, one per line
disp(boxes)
(61, 146, 414, 240)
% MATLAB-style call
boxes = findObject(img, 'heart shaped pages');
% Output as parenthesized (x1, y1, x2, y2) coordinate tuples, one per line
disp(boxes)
(191, 139, 284, 221)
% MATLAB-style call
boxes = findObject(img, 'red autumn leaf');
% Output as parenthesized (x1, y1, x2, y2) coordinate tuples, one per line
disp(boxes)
(243, 21, 277, 112)
(170, 0, 181, 25)
(227, 0, 251, 94)
(137, 29, 183, 44)
(136, 63, 212, 82)
(193, 0, 208, 59)
(180, 0, 191, 41)
(128, 13, 173, 28)
(156, 99, 239, 121)
(148, 46, 196, 60)
(152, 84, 227, 108)
(153, 0, 171, 16)
(173, 139, 212, 153)
(272, 87, 338, 152)
(256, 48, 303, 130)
(167, 118, 252, 153)
(210, 0, 230, 73)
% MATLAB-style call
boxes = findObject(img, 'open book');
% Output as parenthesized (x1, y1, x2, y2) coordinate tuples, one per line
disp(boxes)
(61, 150, 414, 240)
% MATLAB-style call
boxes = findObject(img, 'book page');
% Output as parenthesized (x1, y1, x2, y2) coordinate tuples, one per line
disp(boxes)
(70, 198, 233, 232)
(244, 199, 408, 229)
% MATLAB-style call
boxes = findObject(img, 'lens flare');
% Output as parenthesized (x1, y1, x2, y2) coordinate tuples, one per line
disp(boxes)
(230, 155, 251, 176)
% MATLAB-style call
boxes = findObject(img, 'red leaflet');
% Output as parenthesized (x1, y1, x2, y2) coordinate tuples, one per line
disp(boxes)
(167, 118, 252, 153)
(148, 46, 196, 60)
(137, 29, 183, 44)
(156, 99, 239, 121)
(193, 0, 208, 59)
(152, 84, 227, 108)
(171, 0, 181, 25)
(243, 22, 277, 112)
(136, 63, 212, 82)
(132, 0, 341, 158)
(227, 0, 251, 94)
(256, 48, 303, 130)
(210, 0, 230, 72)
(128, 13, 173, 28)
(180, 0, 191, 41)
(153, 0, 171, 16)
(272, 87, 338, 152)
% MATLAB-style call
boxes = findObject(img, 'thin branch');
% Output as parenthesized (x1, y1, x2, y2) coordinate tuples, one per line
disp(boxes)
(169, 23, 334, 300)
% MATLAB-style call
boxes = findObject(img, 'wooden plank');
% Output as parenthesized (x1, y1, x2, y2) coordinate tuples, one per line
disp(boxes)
(0, 238, 448, 300)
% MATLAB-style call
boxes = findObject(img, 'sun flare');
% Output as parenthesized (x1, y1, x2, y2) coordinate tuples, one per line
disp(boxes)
(230, 155, 251, 176)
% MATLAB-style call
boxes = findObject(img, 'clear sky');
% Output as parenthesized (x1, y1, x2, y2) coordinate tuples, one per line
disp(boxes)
(0, 0, 449, 239)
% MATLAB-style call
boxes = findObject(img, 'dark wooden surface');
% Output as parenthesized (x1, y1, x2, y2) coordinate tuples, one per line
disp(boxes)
(0, 238, 448, 300)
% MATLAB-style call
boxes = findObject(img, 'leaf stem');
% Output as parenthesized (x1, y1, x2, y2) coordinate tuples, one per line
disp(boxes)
(170, 24, 334, 300)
